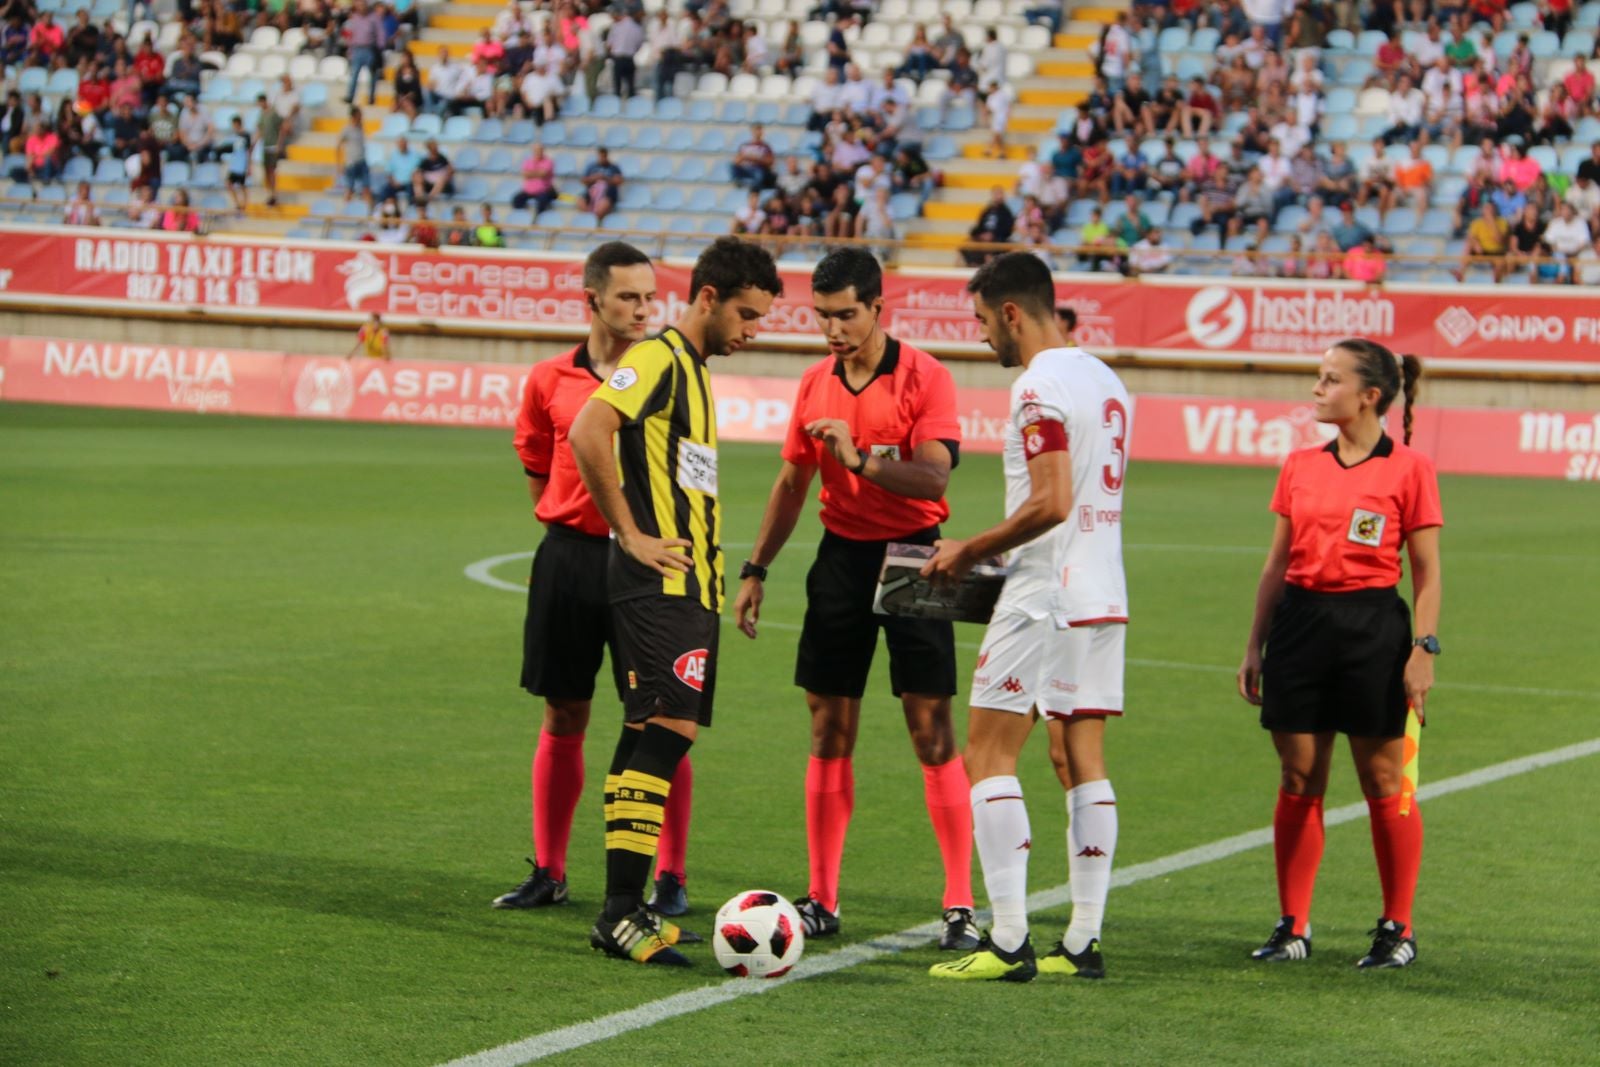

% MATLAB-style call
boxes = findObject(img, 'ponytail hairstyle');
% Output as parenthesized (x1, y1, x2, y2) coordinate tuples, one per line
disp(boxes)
(1333, 337, 1424, 444)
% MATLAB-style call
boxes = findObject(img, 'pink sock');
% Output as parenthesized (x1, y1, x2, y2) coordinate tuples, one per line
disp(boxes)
(531, 730, 584, 881)
(806, 756, 854, 912)
(655, 755, 693, 880)
(922, 756, 974, 909)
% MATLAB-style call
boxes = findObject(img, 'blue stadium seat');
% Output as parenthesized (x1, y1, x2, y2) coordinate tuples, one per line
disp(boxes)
(302, 82, 328, 109)
(1168, 201, 1201, 229)
(456, 175, 491, 201)
(1190, 27, 1219, 51)
(1322, 113, 1359, 141)
(235, 78, 267, 104)
(198, 192, 229, 211)
(379, 113, 408, 138)
(720, 100, 750, 125)
(504, 119, 536, 142)
(924, 134, 957, 160)
(1509, 3, 1539, 29)
(94, 158, 124, 183)
(563, 94, 590, 116)
(538, 120, 567, 146)
(1384, 213, 1418, 237)
(1528, 31, 1560, 57)
(618, 184, 651, 209)
(707, 160, 732, 183)
(781, 103, 810, 126)
(1324, 87, 1357, 114)
(623, 96, 653, 120)
(165, 161, 191, 187)
(17, 68, 48, 94)
(888, 192, 920, 221)
(1355, 206, 1382, 229)
(504, 208, 533, 225)
(768, 130, 793, 155)
(566, 123, 599, 148)
(1326, 28, 1356, 52)
(491, 177, 521, 200)
(441, 115, 474, 143)
(411, 113, 442, 137)
(1529, 145, 1557, 172)
(1275, 206, 1307, 232)
(655, 97, 685, 120)
(1561, 31, 1595, 56)
(536, 207, 577, 227)
(1144, 200, 1171, 226)
(653, 186, 686, 211)
(718, 187, 748, 212)
(915, 107, 941, 131)
(7, 181, 35, 200)
(753, 101, 781, 125)
(454, 146, 482, 170)
(1066, 199, 1098, 225)
(590, 95, 622, 119)
(686, 99, 716, 123)
(1580, 4, 1600, 29)
(1417, 210, 1453, 236)
(675, 157, 709, 182)
(202, 76, 233, 102)
(550, 151, 578, 176)
(601, 125, 631, 150)
(473, 118, 504, 143)
(632, 127, 662, 151)
(483, 147, 515, 173)
(1437, 175, 1467, 201)
(1174, 55, 1208, 82)
(1338, 58, 1372, 86)
(61, 156, 94, 182)
(1158, 26, 1189, 51)
(641, 156, 674, 181)
(310, 195, 343, 215)
(684, 187, 718, 212)
(694, 128, 729, 153)
(944, 107, 975, 131)
(668, 213, 704, 233)
(46, 68, 79, 95)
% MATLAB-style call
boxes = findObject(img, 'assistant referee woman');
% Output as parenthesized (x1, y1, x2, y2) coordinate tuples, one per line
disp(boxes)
(1237, 338, 1442, 971)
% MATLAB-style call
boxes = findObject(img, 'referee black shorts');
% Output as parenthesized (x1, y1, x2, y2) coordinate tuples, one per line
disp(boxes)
(520, 523, 624, 702)
(1261, 584, 1411, 739)
(611, 594, 719, 727)
(795, 526, 958, 700)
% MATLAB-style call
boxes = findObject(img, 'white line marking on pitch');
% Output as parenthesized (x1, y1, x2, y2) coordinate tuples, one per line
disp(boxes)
(439, 737, 1600, 1067)
(463, 553, 1600, 702)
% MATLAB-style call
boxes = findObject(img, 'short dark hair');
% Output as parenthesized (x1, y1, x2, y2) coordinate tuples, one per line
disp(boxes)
(1056, 305, 1078, 332)
(811, 246, 882, 305)
(689, 236, 784, 302)
(582, 241, 651, 292)
(966, 252, 1055, 321)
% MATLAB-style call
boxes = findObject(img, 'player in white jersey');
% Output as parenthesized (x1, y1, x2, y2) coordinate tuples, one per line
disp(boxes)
(924, 253, 1130, 984)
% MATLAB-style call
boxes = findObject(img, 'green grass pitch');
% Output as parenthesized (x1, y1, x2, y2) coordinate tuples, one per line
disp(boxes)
(2, 402, 1598, 1066)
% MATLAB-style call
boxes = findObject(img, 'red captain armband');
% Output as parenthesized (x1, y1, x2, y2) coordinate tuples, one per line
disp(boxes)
(1020, 419, 1068, 459)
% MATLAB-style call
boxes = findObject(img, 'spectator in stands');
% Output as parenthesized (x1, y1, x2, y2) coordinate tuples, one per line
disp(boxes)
(476, 204, 505, 247)
(1184, 135, 1223, 198)
(963, 185, 1015, 266)
(373, 197, 408, 243)
(27, 11, 63, 66)
(146, 94, 178, 158)
(108, 101, 140, 159)
(127, 185, 161, 228)
(1110, 71, 1150, 137)
(740, 20, 769, 74)
(1330, 198, 1374, 250)
(1236, 166, 1277, 228)
(1093, 11, 1137, 93)
(823, 182, 857, 239)
(222, 113, 252, 211)
(1368, 30, 1405, 88)
(977, 26, 1007, 91)
(1566, 173, 1600, 226)
(130, 127, 164, 198)
(1076, 136, 1112, 202)
(14, 118, 59, 185)
(892, 143, 934, 201)
(406, 202, 440, 248)
(854, 152, 891, 206)
(897, 24, 936, 83)
(62, 180, 101, 226)
(1182, 76, 1220, 136)
(1381, 74, 1423, 144)
(1078, 205, 1120, 271)
(731, 123, 776, 190)
(581, 147, 622, 225)
(1392, 139, 1433, 224)
(590, 8, 643, 98)
(132, 35, 164, 108)
(857, 185, 895, 254)
(109, 58, 141, 115)
(824, 12, 852, 75)
(428, 47, 470, 115)
(984, 80, 1015, 158)
(732, 188, 763, 234)
(391, 53, 424, 120)
(1304, 229, 1341, 279)
(1127, 226, 1174, 274)
(1542, 201, 1591, 272)
(158, 189, 202, 232)
(1277, 233, 1306, 278)
(1148, 74, 1185, 135)
(54, 98, 98, 166)
(332, 107, 370, 209)
(793, 187, 824, 237)
(1343, 233, 1386, 283)
(829, 125, 872, 174)
(471, 27, 504, 71)
(253, 93, 286, 207)
(775, 155, 809, 200)
(946, 47, 980, 113)
(1457, 200, 1510, 280)
(1356, 138, 1396, 218)
(512, 143, 557, 213)
(444, 204, 474, 247)
(415, 138, 454, 203)
(1114, 193, 1154, 247)
(1505, 201, 1546, 273)
(1, 16, 26, 71)
(1220, 54, 1257, 113)
(772, 19, 804, 78)
(1573, 234, 1600, 286)
(839, 63, 872, 114)
(1564, 56, 1594, 119)
(1490, 175, 1528, 219)
(64, 8, 99, 67)
(1108, 142, 1148, 199)
(173, 96, 214, 164)
(808, 67, 843, 132)
(378, 134, 422, 204)
(649, 9, 685, 97)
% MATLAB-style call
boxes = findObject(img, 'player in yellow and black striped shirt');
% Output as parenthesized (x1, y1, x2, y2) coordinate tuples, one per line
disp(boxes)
(570, 236, 783, 966)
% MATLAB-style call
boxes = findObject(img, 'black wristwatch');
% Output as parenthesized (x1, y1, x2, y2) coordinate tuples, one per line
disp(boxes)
(1413, 635, 1441, 655)
(846, 450, 869, 475)
(739, 560, 768, 582)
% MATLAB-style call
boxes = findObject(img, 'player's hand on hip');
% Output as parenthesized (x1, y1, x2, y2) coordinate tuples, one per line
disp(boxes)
(1404, 648, 1433, 726)
(1237, 649, 1264, 706)
(733, 577, 763, 639)
(804, 418, 860, 469)
(618, 531, 693, 576)
(920, 538, 972, 587)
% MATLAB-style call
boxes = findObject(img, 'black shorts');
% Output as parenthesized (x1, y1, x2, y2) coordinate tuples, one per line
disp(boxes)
(520, 523, 623, 702)
(795, 527, 958, 700)
(611, 595, 719, 726)
(1261, 584, 1411, 739)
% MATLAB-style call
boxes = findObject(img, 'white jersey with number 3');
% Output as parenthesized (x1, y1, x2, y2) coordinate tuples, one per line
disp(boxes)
(993, 346, 1131, 625)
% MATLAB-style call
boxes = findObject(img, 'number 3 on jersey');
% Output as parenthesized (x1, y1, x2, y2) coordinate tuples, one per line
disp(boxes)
(1101, 398, 1128, 493)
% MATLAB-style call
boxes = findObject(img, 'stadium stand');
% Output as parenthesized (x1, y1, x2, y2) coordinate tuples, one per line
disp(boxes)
(3, 0, 1598, 283)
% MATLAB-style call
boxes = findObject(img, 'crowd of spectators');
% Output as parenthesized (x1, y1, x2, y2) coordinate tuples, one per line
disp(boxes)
(1013, 0, 1600, 283)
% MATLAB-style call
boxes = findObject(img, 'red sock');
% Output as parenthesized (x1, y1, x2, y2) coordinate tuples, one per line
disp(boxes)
(806, 756, 854, 912)
(1367, 792, 1424, 937)
(1273, 789, 1325, 936)
(922, 756, 974, 910)
(655, 755, 693, 881)
(532, 730, 584, 881)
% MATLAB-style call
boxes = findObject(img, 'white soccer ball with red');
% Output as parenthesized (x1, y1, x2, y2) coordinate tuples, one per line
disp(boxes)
(712, 890, 805, 978)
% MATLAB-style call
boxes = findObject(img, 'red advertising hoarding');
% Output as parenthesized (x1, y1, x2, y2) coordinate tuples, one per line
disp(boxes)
(3, 225, 1598, 369)
(3, 335, 1597, 480)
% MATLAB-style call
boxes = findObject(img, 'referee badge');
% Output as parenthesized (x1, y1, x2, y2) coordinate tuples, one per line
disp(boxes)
(1348, 508, 1386, 547)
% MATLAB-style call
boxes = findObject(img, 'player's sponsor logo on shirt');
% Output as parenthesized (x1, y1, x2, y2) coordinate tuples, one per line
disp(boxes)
(608, 367, 639, 390)
(1348, 508, 1386, 547)
(673, 648, 708, 691)
(676, 440, 718, 494)
(869, 444, 901, 461)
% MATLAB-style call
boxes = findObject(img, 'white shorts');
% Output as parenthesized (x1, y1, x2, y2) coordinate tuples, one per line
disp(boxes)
(969, 612, 1125, 718)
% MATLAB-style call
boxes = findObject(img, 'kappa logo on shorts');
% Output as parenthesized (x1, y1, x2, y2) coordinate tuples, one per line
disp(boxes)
(609, 367, 639, 391)
(672, 649, 709, 691)
(1000, 677, 1025, 694)
(1348, 508, 1386, 547)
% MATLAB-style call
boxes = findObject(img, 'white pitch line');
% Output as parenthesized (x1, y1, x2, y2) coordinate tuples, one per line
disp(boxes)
(440, 736, 1600, 1067)
(462, 553, 1600, 702)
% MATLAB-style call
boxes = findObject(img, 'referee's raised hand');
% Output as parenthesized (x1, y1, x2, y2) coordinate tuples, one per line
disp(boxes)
(618, 530, 694, 576)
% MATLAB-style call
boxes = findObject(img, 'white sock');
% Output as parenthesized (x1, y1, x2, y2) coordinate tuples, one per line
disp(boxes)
(971, 775, 1031, 953)
(1064, 778, 1117, 954)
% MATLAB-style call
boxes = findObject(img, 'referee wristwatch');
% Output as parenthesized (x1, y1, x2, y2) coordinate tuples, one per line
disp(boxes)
(1413, 635, 1442, 655)
(739, 560, 768, 582)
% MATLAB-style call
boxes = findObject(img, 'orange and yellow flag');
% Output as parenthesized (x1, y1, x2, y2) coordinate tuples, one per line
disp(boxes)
(1398, 706, 1422, 817)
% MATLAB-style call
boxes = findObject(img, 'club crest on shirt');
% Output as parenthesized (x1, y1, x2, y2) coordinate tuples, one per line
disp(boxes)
(1348, 508, 1386, 547)
(609, 367, 638, 390)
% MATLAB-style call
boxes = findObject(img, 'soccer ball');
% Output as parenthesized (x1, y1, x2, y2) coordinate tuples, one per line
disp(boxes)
(712, 890, 805, 978)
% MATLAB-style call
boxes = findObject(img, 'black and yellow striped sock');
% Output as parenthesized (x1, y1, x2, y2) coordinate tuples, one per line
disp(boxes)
(603, 723, 692, 922)
(601, 727, 642, 839)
